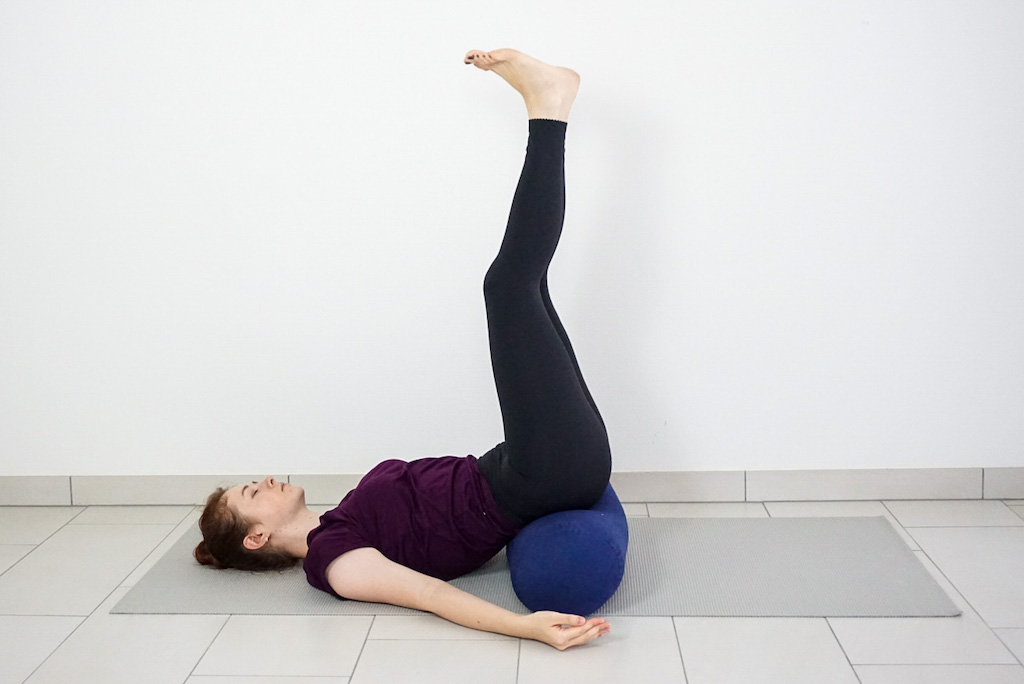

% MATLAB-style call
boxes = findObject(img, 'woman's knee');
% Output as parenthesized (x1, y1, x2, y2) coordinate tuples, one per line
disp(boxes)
(483, 260, 539, 304)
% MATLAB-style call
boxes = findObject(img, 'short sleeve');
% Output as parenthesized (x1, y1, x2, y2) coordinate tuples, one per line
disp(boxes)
(303, 521, 372, 598)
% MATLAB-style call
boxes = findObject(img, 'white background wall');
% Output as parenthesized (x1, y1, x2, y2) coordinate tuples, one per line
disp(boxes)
(1, 0, 1022, 477)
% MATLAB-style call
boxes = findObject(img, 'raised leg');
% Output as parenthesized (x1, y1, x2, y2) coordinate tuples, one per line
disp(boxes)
(469, 52, 610, 525)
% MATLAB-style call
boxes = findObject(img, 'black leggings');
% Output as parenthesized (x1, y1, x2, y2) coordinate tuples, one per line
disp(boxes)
(477, 119, 612, 528)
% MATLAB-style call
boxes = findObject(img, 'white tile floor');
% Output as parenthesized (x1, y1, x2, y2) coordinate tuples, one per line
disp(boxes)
(1, 500, 1023, 684)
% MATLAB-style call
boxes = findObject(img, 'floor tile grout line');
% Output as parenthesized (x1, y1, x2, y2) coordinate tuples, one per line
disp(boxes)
(671, 616, 690, 684)
(879, 501, 909, 534)
(895, 521, 1010, 640)
(514, 637, 521, 684)
(184, 613, 232, 682)
(19, 617, 87, 684)
(825, 617, 864, 683)
(18, 588, 99, 684)
(348, 614, 376, 683)
(990, 630, 1024, 669)
(0, 507, 91, 582)
(112, 512, 200, 595)
(0, 547, 35, 582)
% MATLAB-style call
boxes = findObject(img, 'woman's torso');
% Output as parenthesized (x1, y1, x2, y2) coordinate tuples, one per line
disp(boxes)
(303, 455, 521, 598)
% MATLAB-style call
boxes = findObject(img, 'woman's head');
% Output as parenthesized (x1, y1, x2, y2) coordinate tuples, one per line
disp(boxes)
(194, 475, 307, 571)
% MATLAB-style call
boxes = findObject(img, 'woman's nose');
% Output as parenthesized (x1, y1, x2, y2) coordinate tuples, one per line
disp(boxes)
(265, 476, 276, 488)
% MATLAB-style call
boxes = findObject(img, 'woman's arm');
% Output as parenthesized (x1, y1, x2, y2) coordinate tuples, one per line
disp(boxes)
(324, 547, 610, 650)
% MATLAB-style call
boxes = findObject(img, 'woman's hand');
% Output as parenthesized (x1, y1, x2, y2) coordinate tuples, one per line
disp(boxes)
(520, 611, 611, 650)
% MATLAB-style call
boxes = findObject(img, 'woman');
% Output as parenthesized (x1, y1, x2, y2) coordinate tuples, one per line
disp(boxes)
(195, 48, 613, 651)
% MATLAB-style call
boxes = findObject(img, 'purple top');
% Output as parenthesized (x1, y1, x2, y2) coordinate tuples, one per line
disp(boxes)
(304, 455, 522, 598)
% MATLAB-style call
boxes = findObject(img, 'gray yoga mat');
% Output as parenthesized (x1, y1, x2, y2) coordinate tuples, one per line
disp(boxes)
(113, 516, 961, 618)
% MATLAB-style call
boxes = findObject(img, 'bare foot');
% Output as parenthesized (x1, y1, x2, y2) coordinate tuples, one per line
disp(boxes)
(464, 48, 580, 122)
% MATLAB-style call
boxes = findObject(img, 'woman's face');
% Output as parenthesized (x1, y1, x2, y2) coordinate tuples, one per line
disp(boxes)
(224, 475, 306, 546)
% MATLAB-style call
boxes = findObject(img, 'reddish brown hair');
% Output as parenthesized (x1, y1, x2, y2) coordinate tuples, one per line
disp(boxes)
(194, 487, 300, 571)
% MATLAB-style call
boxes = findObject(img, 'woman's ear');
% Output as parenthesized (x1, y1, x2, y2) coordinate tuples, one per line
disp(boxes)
(242, 530, 268, 551)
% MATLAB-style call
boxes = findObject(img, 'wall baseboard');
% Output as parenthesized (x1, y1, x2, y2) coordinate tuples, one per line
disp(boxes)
(1, 467, 1022, 506)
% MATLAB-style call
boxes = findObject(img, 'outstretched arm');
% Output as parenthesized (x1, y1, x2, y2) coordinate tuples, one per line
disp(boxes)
(325, 547, 610, 650)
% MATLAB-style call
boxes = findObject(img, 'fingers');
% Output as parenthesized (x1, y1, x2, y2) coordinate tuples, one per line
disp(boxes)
(561, 616, 608, 631)
(559, 623, 606, 649)
(555, 617, 612, 649)
(575, 623, 607, 645)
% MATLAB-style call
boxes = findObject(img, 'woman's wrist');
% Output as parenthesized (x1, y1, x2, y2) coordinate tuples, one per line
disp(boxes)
(513, 612, 538, 641)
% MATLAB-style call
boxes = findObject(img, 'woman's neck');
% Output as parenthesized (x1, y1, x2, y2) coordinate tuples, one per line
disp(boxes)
(276, 507, 323, 559)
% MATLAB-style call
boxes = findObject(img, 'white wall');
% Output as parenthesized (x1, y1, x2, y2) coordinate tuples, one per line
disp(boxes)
(1, 0, 1022, 477)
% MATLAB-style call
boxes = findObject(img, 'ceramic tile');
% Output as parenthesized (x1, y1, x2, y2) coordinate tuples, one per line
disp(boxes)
(72, 475, 266, 506)
(1009, 505, 1024, 521)
(854, 664, 1024, 683)
(764, 500, 919, 550)
(995, 629, 1024, 662)
(621, 503, 649, 516)
(909, 527, 1024, 629)
(610, 471, 744, 502)
(647, 502, 768, 517)
(294, 474, 363, 506)
(0, 616, 83, 684)
(120, 509, 202, 587)
(518, 617, 684, 684)
(0, 545, 34, 574)
(985, 469, 1024, 499)
(0, 523, 173, 615)
(194, 615, 371, 677)
(24, 588, 226, 684)
(829, 551, 1017, 664)
(0, 507, 83, 544)
(351, 639, 518, 684)
(884, 500, 1024, 527)
(71, 505, 195, 525)
(368, 614, 514, 640)
(673, 617, 859, 684)
(188, 678, 350, 684)
(748, 469, 980, 501)
(0, 477, 70, 506)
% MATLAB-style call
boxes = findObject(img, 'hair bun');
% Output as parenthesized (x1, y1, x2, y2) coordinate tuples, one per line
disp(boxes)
(194, 539, 219, 567)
